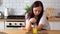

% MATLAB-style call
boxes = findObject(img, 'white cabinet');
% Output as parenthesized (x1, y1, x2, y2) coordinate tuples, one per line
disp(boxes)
(49, 22, 60, 30)
(0, 22, 4, 30)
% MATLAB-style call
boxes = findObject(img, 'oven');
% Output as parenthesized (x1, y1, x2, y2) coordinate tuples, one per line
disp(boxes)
(5, 22, 25, 30)
(4, 15, 25, 30)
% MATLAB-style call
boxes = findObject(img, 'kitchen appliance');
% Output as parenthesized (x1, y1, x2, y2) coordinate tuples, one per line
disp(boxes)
(5, 22, 25, 30)
(4, 8, 9, 19)
(4, 8, 15, 19)
(7, 15, 25, 19)
(0, 12, 4, 19)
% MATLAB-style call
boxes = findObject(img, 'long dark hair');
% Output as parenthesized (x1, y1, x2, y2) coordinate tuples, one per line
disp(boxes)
(27, 1, 44, 25)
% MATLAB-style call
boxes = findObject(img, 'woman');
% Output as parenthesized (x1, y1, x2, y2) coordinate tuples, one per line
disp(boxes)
(25, 1, 50, 31)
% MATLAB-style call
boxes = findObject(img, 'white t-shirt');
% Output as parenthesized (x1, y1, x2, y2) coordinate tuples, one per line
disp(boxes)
(25, 12, 50, 30)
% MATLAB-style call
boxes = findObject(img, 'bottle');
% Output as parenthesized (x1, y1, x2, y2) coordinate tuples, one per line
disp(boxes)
(33, 23, 37, 34)
(4, 8, 9, 19)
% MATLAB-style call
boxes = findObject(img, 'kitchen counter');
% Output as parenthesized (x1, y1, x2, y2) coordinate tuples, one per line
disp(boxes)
(0, 19, 5, 22)
(0, 17, 60, 22)
(6, 19, 25, 22)
(48, 17, 60, 22)
(0, 30, 60, 34)
(0, 19, 25, 22)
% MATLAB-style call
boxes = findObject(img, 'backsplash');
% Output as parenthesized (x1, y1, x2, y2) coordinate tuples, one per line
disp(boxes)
(52, 9, 60, 16)
(46, 8, 60, 17)
(0, 0, 60, 16)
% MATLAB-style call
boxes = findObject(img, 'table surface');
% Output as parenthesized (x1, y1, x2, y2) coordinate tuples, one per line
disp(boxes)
(0, 30, 60, 34)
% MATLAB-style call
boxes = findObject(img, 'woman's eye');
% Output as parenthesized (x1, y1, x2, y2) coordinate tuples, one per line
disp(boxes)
(35, 10, 37, 11)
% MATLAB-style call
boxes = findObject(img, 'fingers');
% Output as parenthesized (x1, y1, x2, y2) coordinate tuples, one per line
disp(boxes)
(20, 27, 26, 30)
(29, 18, 37, 23)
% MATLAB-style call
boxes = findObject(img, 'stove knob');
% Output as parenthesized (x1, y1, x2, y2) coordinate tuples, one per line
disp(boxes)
(15, 23, 17, 25)
(9, 23, 12, 25)
(20, 23, 22, 26)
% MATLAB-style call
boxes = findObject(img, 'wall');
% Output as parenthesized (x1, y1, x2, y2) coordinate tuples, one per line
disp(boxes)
(0, 0, 60, 16)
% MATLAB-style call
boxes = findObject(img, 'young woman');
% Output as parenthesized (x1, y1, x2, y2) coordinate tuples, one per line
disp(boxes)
(25, 1, 50, 31)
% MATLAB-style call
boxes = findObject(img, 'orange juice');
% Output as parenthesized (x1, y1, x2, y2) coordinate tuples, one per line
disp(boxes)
(32, 23, 37, 34)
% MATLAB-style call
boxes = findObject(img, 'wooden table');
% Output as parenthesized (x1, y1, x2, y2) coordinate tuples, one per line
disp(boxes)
(0, 30, 60, 34)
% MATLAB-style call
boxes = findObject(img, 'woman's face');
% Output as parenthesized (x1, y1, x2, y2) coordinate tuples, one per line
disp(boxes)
(33, 6, 42, 16)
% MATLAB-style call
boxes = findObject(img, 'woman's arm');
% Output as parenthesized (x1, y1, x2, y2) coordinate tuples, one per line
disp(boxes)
(25, 14, 32, 31)
(37, 24, 44, 30)
(25, 13, 33, 31)
(25, 14, 37, 31)
(37, 12, 48, 30)
(25, 21, 32, 31)
(25, 18, 37, 31)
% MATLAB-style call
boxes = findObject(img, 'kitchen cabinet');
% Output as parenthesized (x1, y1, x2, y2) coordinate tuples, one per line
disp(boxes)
(0, 22, 4, 30)
(49, 22, 60, 30)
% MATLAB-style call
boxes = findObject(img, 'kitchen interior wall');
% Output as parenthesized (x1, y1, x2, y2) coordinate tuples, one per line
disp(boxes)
(0, 0, 60, 16)
(39, 0, 60, 16)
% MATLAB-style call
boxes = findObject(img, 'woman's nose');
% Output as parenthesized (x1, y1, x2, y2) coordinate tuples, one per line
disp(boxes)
(36, 11, 39, 14)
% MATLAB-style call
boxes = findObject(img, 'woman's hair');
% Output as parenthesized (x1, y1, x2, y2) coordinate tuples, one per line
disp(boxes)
(26, 1, 44, 25)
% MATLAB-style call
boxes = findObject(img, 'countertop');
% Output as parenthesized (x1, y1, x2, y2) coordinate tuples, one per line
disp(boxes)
(6, 19, 25, 22)
(0, 30, 60, 34)
(0, 19, 25, 22)
(48, 17, 60, 22)
(0, 17, 60, 22)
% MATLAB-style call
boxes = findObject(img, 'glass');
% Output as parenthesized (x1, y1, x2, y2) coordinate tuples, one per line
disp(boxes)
(33, 23, 37, 34)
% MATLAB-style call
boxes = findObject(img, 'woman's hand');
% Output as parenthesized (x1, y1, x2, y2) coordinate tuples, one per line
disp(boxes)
(20, 27, 26, 30)
(29, 18, 37, 23)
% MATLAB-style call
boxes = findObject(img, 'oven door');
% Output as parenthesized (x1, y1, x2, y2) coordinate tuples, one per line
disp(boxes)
(5, 22, 25, 30)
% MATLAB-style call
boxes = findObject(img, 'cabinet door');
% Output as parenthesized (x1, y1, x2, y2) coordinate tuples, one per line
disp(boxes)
(49, 22, 60, 30)
(0, 22, 4, 30)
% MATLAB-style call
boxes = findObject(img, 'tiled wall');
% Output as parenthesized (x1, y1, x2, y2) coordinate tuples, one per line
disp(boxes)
(0, 0, 60, 16)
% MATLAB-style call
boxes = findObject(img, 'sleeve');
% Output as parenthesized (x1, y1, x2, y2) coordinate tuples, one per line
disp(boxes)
(39, 12, 48, 25)
(25, 13, 30, 26)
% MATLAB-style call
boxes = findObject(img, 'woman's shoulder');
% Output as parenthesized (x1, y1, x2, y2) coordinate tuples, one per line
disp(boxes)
(25, 13, 29, 19)
(42, 11, 47, 17)
(25, 13, 28, 16)
(40, 11, 48, 20)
